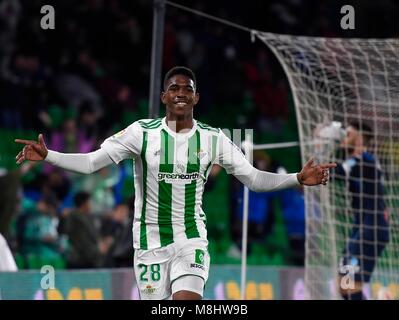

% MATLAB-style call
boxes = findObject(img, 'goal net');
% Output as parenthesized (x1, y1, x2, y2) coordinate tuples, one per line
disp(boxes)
(255, 32, 399, 299)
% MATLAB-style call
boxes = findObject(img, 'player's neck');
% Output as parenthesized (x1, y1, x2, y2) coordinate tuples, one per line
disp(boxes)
(165, 113, 194, 133)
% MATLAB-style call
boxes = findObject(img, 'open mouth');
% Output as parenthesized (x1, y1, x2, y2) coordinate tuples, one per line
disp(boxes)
(174, 101, 188, 107)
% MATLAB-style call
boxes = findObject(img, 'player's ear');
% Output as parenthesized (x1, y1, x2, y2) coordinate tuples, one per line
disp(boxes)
(194, 92, 200, 106)
(161, 92, 167, 104)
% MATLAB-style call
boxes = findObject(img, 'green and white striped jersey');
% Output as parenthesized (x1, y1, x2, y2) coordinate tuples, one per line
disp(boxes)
(101, 117, 253, 250)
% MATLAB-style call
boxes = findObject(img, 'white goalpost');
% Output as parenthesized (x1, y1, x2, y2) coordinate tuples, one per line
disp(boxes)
(263, 32, 399, 300)
(240, 32, 399, 300)
(240, 139, 302, 300)
(240, 138, 315, 300)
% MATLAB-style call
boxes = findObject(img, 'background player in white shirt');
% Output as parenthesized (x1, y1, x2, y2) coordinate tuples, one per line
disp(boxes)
(15, 66, 336, 300)
(0, 233, 18, 271)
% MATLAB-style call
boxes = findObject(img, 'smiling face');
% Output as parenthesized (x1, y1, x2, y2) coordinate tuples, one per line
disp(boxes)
(161, 74, 199, 118)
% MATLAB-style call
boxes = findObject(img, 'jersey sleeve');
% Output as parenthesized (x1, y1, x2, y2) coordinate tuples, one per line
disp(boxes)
(101, 121, 143, 164)
(214, 130, 253, 177)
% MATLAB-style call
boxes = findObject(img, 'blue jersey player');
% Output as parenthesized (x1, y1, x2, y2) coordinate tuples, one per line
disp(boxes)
(334, 122, 390, 300)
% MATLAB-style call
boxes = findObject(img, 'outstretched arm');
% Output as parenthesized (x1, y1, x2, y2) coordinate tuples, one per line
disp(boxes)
(216, 132, 336, 192)
(235, 158, 335, 192)
(15, 134, 113, 174)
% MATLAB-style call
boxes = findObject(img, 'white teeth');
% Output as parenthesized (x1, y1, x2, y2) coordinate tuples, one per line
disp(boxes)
(176, 102, 187, 106)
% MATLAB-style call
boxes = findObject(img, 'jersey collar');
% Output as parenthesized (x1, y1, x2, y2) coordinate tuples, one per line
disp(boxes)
(161, 117, 197, 138)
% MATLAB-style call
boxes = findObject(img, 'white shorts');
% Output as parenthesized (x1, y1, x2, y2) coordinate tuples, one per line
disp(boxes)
(134, 238, 210, 300)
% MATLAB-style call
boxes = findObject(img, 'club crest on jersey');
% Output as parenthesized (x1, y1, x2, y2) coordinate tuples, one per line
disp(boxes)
(196, 149, 207, 160)
(176, 162, 185, 173)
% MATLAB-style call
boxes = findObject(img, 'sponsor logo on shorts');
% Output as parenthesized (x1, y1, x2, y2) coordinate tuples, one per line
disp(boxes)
(190, 263, 205, 270)
(195, 249, 205, 265)
(190, 249, 205, 270)
(142, 284, 156, 295)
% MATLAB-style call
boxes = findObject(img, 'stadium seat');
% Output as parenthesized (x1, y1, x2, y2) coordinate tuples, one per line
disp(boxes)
(25, 255, 42, 269)
(24, 255, 67, 270)
(43, 257, 66, 269)
(270, 253, 285, 266)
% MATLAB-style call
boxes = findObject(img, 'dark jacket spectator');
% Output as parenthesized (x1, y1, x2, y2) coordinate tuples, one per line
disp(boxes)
(101, 203, 134, 268)
(65, 191, 111, 268)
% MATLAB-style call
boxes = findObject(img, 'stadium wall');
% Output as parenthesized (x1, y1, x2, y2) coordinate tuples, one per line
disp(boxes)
(0, 266, 396, 300)
(0, 266, 304, 300)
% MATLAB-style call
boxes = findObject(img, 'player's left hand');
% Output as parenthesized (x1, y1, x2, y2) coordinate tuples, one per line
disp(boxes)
(297, 158, 336, 186)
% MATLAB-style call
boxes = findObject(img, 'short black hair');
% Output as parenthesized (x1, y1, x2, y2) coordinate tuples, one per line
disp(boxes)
(349, 121, 373, 145)
(73, 191, 91, 208)
(40, 194, 58, 210)
(163, 66, 197, 90)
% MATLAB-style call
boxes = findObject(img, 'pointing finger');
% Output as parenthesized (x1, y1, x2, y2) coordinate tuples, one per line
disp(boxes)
(15, 139, 37, 146)
(319, 163, 337, 169)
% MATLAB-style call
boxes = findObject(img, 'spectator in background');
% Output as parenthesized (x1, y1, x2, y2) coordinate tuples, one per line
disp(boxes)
(54, 72, 103, 119)
(42, 168, 71, 205)
(48, 115, 93, 155)
(77, 101, 100, 144)
(21, 195, 63, 262)
(65, 191, 112, 268)
(78, 164, 119, 217)
(279, 184, 306, 266)
(230, 151, 278, 254)
(0, 0, 21, 81)
(101, 201, 134, 268)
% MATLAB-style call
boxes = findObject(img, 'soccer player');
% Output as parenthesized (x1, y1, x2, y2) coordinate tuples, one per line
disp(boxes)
(334, 122, 390, 300)
(15, 66, 335, 300)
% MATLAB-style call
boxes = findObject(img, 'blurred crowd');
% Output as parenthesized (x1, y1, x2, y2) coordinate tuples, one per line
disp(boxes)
(0, 0, 398, 269)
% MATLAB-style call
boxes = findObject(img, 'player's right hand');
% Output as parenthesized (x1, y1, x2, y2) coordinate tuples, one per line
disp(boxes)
(15, 134, 48, 164)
